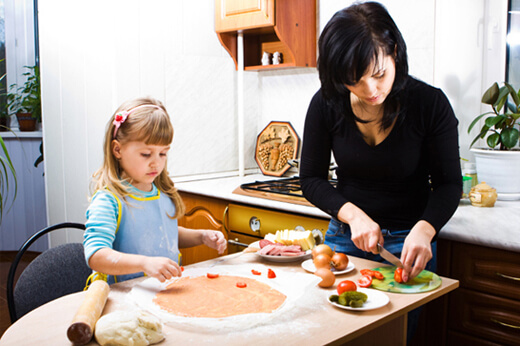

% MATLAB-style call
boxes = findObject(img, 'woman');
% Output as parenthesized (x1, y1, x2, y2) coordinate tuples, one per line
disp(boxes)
(300, 2, 461, 283)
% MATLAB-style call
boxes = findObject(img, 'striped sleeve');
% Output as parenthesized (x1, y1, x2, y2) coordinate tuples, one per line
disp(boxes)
(83, 190, 119, 265)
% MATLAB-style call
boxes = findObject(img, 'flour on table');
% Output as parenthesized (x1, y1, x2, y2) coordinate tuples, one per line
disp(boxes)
(128, 264, 321, 333)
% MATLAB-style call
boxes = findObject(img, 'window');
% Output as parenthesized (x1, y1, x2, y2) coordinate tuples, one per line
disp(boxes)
(507, 0, 520, 85)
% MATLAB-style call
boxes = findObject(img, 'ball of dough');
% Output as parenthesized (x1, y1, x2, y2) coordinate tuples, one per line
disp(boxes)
(95, 310, 164, 346)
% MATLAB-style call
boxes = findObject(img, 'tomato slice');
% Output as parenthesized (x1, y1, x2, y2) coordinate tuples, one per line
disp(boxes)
(360, 269, 384, 280)
(357, 274, 373, 288)
(394, 267, 404, 283)
(251, 269, 261, 275)
(360, 269, 375, 276)
(373, 271, 384, 280)
(267, 268, 276, 279)
(207, 273, 219, 279)
(236, 282, 247, 288)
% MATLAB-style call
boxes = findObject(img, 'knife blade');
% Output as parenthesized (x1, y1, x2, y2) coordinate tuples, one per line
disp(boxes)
(377, 243, 403, 268)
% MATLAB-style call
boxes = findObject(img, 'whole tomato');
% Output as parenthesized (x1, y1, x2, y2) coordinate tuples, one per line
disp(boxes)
(337, 280, 357, 294)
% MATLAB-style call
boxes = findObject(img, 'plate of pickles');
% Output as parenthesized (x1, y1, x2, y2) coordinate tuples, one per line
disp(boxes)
(328, 288, 389, 311)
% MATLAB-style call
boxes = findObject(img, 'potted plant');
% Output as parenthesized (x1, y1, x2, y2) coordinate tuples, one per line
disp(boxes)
(0, 62, 9, 131)
(468, 81, 520, 200)
(7, 65, 41, 131)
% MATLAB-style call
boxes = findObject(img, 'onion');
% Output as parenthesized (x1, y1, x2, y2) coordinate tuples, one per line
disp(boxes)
(313, 253, 332, 270)
(331, 252, 349, 271)
(312, 244, 333, 259)
(314, 268, 335, 288)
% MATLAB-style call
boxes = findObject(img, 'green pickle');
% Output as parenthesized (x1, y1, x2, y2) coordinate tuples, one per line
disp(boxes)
(336, 291, 368, 307)
(329, 294, 339, 302)
(338, 295, 347, 306)
(349, 299, 364, 308)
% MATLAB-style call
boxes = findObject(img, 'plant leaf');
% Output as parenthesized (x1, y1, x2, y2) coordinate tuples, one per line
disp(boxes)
(501, 128, 520, 149)
(505, 82, 520, 107)
(484, 115, 504, 127)
(481, 82, 499, 104)
(467, 112, 493, 133)
(495, 86, 509, 113)
(486, 133, 500, 148)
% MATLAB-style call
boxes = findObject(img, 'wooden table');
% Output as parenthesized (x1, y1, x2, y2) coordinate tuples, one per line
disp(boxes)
(0, 254, 458, 345)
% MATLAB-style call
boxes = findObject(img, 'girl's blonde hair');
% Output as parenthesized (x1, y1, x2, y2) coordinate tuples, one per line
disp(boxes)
(91, 96, 185, 218)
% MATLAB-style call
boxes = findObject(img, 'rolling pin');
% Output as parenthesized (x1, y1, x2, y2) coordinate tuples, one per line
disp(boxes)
(67, 280, 110, 345)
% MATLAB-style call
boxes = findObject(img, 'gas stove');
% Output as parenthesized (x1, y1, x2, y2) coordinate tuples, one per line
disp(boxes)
(233, 176, 337, 206)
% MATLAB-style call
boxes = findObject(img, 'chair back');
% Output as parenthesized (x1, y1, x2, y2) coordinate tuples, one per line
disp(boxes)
(6, 222, 89, 323)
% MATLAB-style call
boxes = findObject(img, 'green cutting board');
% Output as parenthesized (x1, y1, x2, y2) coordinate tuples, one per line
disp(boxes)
(369, 266, 441, 293)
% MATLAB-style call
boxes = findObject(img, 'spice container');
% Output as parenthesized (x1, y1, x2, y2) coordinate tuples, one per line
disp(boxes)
(469, 181, 497, 207)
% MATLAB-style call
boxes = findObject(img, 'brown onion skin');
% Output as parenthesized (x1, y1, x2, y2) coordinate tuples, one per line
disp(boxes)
(331, 252, 349, 271)
(313, 253, 332, 270)
(312, 244, 333, 259)
(314, 268, 335, 288)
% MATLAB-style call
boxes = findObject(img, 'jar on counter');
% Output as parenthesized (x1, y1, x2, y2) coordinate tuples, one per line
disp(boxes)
(469, 181, 497, 207)
(463, 162, 478, 187)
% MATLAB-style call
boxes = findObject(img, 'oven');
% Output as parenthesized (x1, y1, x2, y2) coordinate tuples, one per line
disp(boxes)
(226, 176, 333, 254)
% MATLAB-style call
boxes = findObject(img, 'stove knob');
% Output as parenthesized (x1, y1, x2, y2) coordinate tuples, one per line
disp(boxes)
(249, 217, 261, 233)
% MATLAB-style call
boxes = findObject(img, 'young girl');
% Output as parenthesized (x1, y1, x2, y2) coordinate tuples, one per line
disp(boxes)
(83, 97, 227, 284)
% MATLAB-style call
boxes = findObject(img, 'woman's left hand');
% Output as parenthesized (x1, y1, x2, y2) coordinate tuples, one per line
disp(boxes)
(400, 220, 436, 282)
(202, 230, 227, 254)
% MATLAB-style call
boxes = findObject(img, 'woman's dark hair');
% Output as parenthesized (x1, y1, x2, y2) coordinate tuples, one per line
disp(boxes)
(318, 2, 409, 130)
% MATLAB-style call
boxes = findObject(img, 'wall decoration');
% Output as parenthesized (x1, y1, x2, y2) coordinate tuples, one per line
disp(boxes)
(255, 121, 299, 177)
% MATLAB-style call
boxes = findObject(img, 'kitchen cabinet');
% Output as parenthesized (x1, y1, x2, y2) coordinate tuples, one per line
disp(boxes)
(178, 191, 330, 262)
(178, 192, 228, 265)
(226, 203, 330, 253)
(442, 240, 520, 345)
(215, 0, 316, 70)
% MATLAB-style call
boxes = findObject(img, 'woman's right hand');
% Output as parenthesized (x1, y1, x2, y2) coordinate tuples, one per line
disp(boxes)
(142, 256, 182, 282)
(338, 202, 383, 254)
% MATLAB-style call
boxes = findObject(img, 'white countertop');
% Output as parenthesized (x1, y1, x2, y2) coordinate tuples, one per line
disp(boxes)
(175, 174, 520, 253)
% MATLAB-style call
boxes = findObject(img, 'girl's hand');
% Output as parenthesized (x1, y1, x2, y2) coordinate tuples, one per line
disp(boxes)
(400, 220, 435, 282)
(202, 230, 227, 254)
(338, 202, 383, 254)
(142, 256, 182, 282)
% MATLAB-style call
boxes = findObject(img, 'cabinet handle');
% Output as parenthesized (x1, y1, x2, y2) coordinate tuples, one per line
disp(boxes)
(491, 318, 520, 329)
(222, 206, 229, 233)
(496, 272, 520, 281)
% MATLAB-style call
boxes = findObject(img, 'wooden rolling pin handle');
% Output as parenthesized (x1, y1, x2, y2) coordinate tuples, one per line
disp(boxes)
(67, 280, 110, 345)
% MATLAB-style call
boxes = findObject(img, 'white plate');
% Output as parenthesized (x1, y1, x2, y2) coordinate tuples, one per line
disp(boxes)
(327, 288, 390, 311)
(301, 259, 355, 275)
(251, 241, 312, 263)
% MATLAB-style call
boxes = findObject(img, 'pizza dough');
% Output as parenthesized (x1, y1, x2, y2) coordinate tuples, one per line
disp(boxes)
(153, 275, 286, 318)
(94, 310, 164, 346)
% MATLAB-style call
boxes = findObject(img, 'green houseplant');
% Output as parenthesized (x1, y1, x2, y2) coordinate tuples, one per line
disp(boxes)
(7, 65, 41, 131)
(468, 81, 520, 200)
(0, 63, 17, 224)
(468, 81, 520, 150)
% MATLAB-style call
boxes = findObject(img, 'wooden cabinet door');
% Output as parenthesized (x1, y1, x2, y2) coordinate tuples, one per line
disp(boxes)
(178, 192, 228, 265)
(215, 0, 275, 32)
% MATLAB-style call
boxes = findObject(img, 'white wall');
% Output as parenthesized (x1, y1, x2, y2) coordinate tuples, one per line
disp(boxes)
(36, 0, 508, 246)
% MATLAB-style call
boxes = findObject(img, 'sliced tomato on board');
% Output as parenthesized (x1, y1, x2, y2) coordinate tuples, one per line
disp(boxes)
(360, 269, 384, 280)
(207, 273, 219, 279)
(267, 268, 276, 279)
(251, 269, 261, 275)
(394, 267, 404, 283)
(236, 282, 247, 288)
(357, 274, 373, 288)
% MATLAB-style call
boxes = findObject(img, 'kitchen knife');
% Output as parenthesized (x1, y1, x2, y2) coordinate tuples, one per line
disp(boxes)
(377, 243, 403, 268)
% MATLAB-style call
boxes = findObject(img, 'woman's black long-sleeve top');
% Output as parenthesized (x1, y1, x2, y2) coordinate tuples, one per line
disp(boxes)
(300, 78, 462, 236)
